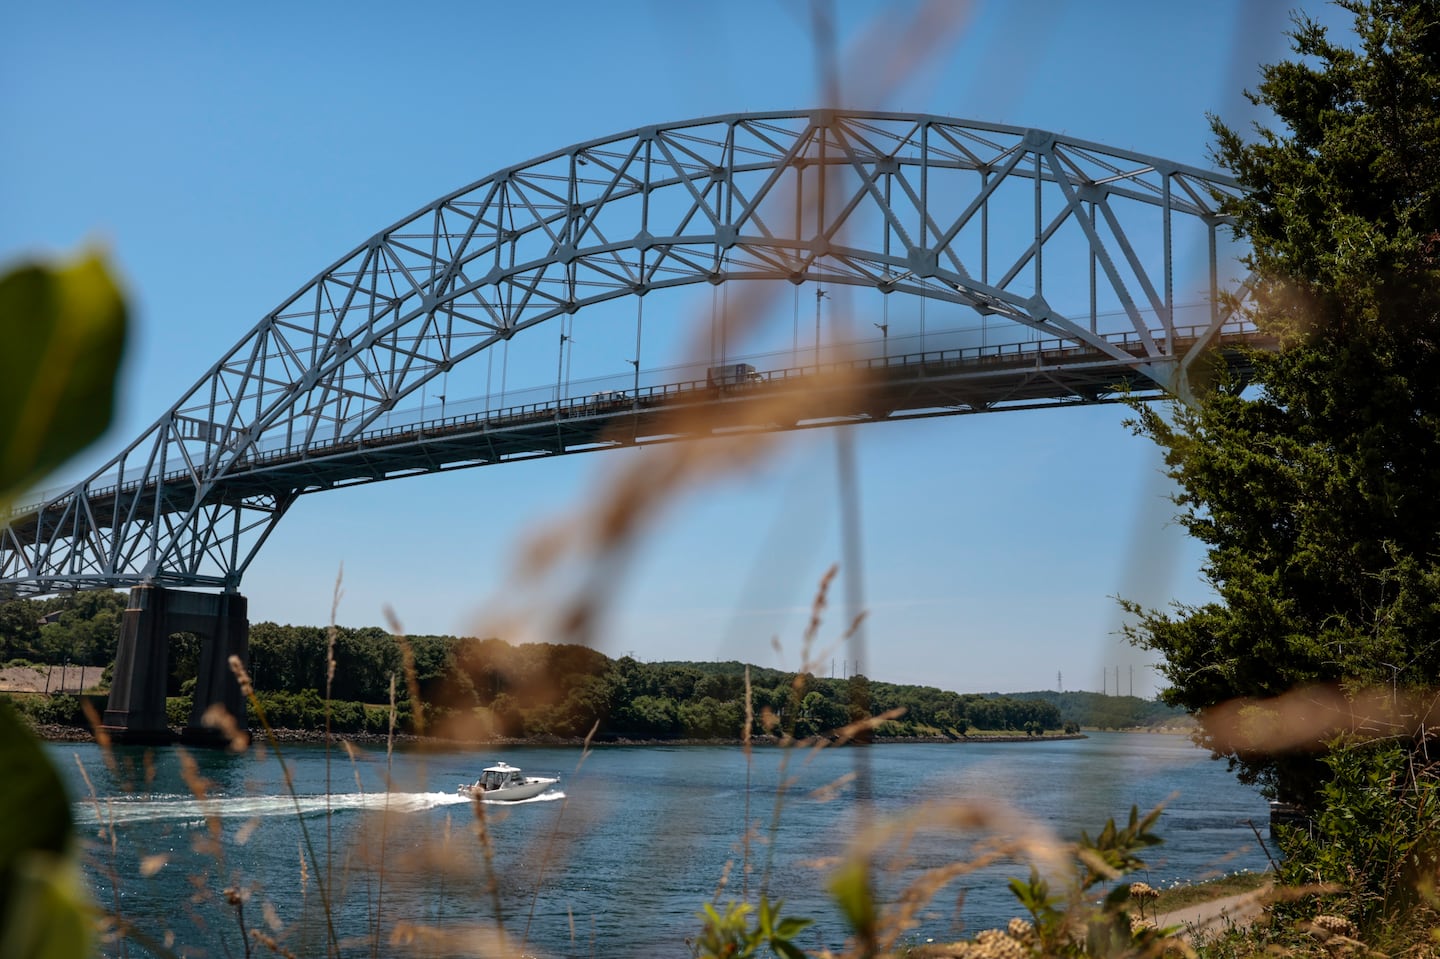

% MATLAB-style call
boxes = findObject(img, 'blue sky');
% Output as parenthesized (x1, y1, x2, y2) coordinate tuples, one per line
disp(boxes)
(1, 1, 1345, 697)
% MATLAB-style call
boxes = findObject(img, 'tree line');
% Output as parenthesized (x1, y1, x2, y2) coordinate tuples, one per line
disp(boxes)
(0, 596, 1184, 738)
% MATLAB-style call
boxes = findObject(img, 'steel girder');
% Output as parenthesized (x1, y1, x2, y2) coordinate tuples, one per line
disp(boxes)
(0, 110, 1247, 597)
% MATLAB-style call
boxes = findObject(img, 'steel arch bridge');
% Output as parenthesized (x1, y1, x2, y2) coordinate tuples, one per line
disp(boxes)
(2, 110, 1263, 599)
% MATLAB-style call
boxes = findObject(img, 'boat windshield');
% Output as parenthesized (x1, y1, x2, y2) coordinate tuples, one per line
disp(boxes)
(477, 767, 522, 790)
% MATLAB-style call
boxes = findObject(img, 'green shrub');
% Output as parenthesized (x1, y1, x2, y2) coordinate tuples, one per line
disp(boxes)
(165, 695, 191, 726)
(363, 703, 395, 735)
(9, 693, 83, 726)
(326, 698, 364, 732)
(1277, 739, 1440, 938)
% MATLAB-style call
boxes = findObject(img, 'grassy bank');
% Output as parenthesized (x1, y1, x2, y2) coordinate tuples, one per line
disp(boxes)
(1152, 870, 1271, 914)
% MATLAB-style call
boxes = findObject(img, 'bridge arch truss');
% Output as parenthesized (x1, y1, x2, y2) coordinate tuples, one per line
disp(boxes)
(2, 110, 1249, 597)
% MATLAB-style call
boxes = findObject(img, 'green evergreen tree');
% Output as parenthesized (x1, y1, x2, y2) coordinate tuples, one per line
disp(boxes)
(1124, 0, 1440, 805)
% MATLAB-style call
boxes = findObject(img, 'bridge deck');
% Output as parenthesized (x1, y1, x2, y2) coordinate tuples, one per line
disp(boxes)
(4, 328, 1270, 543)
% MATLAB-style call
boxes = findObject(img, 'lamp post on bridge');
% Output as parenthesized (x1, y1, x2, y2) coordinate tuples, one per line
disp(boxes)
(438, 394, 446, 422)
(874, 322, 889, 360)
(556, 332, 570, 406)
(814, 287, 828, 366)
(564, 333, 575, 399)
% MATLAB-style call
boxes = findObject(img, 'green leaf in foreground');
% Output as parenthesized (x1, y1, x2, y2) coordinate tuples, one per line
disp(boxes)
(828, 858, 876, 946)
(0, 700, 71, 872)
(0, 700, 92, 959)
(0, 253, 127, 503)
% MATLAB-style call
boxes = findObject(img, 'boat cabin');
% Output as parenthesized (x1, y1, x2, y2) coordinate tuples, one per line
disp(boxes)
(472, 762, 527, 791)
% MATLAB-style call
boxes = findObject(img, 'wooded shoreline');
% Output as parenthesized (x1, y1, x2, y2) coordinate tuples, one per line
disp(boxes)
(28, 720, 1088, 749)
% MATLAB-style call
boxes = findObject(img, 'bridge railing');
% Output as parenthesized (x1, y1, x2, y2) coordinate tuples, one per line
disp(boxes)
(5, 322, 1266, 523)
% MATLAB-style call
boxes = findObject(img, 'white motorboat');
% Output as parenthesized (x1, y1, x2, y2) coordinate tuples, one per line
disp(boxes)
(458, 761, 560, 801)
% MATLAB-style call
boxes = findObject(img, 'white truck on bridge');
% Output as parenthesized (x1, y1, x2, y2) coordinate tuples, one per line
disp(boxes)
(706, 363, 763, 388)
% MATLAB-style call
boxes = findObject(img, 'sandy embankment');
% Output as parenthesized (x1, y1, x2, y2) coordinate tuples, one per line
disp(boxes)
(0, 665, 106, 694)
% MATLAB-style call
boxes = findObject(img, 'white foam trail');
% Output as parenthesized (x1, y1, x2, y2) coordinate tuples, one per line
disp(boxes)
(74, 788, 567, 825)
(74, 790, 474, 825)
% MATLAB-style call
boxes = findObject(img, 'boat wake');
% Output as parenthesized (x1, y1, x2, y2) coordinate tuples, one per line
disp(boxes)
(74, 790, 475, 825)
(74, 788, 567, 825)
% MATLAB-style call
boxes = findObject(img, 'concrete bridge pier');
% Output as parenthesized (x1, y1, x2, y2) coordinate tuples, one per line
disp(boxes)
(102, 586, 249, 745)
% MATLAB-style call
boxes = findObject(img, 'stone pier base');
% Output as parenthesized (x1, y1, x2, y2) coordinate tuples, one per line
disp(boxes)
(102, 586, 249, 746)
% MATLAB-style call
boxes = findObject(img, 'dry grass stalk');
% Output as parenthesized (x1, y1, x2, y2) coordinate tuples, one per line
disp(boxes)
(176, 749, 223, 856)
(518, 721, 599, 953)
(250, 927, 298, 959)
(227, 653, 341, 957)
(808, 770, 858, 803)
(72, 751, 137, 949)
(879, 854, 1015, 955)
(845, 797, 1076, 934)
(200, 702, 250, 752)
(465, 784, 507, 951)
(382, 606, 423, 737)
(389, 920, 508, 956)
(329, 737, 390, 958)
(831, 707, 907, 748)
(1200, 682, 1440, 756)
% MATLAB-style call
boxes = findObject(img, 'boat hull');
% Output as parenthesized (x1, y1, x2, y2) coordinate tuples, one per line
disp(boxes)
(458, 777, 558, 802)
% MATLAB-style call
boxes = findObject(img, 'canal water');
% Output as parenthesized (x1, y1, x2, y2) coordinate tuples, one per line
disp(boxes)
(50, 732, 1269, 957)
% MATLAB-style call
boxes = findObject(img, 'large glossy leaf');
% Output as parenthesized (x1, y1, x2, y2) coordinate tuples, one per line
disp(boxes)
(0, 253, 126, 503)
(0, 252, 123, 957)
(0, 701, 88, 958)
(0, 851, 93, 959)
(828, 859, 876, 942)
(0, 701, 70, 865)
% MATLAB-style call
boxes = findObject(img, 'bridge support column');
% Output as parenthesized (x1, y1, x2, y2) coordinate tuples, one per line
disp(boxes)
(102, 586, 249, 746)
(102, 586, 172, 743)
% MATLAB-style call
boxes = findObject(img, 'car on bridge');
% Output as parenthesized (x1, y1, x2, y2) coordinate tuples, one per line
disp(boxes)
(585, 390, 629, 408)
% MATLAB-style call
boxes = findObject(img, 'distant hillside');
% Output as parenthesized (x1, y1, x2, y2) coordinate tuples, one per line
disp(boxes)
(654, 661, 1071, 735)
(988, 690, 1190, 730)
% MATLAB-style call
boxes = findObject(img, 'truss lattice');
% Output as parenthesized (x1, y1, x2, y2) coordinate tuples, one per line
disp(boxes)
(0, 111, 1248, 597)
